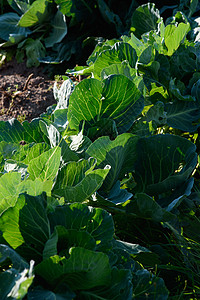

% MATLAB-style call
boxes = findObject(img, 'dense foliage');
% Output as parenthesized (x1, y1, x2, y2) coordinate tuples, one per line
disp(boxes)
(0, 0, 200, 68)
(1, 0, 200, 299)
(0, 0, 138, 67)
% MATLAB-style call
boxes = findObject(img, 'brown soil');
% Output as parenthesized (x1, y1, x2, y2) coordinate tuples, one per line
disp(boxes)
(0, 59, 57, 122)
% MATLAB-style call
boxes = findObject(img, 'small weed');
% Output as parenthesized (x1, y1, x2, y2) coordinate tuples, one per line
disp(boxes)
(0, 108, 5, 115)
(17, 113, 26, 123)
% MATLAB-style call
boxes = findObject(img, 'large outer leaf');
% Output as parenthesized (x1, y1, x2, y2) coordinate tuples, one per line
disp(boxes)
(134, 134, 197, 195)
(18, 0, 51, 27)
(131, 3, 160, 38)
(113, 239, 159, 264)
(0, 119, 45, 143)
(101, 75, 144, 133)
(68, 75, 144, 134)
(45, 10, 67, 48)
(52, 157, 110, 202)
(0, 12, 30, 41)
(18, 194, 50, 261)
(0, 118, 25, 142)
(18, 178, 53, 197)
(165, 101, 200, 132)
(96, 180, 133, 205)
(53, 109, 69, 130)
(35, 247, 111, 289)
(11, 142, 50, 164)
(0, 193, 50, 262)
(138, 45, 155, 66)
(27, 146, 61, 181)
(170, 44, 200, 79)
(48, 203, 114, 250)
(79, 268, 132, 300)
(0, 194, 27, 249)
(55, 0, 72, 16)
(145, 101, 167, 126)
(127, 33, 147, 56)
(100, 61, 137, 81)
(0, 244, 28, 270)
(132, 269, 169, 300)
(164, 22, 190, 56)
(86, 134, 139, 192)
(7, 0, 31, 15)
(68, 78, 103, 130)
(87, 39, 117, 66)
(22, 119, 47, 143)
(0, 245, 34, 300)
(126, 193, 175, 222)
(0, 172, 52, 216)
(39, 121, 79, 163)
(0, 141, 19, 159)
(0, 172, 21, 216)
(93, 42, 137, 79)
(169, 78, 194, 101)
(43, 226, 96, 259)
(86, 118, 118, 141)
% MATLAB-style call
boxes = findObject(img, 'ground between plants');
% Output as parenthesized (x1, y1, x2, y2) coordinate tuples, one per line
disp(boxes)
(0, 59, 57, 122)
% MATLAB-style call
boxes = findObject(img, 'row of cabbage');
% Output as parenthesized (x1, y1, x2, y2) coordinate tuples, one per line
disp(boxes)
(1, 2, 200, 299)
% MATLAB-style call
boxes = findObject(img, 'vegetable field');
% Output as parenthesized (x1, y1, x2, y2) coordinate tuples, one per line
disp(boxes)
(1, 0, 200, 299)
